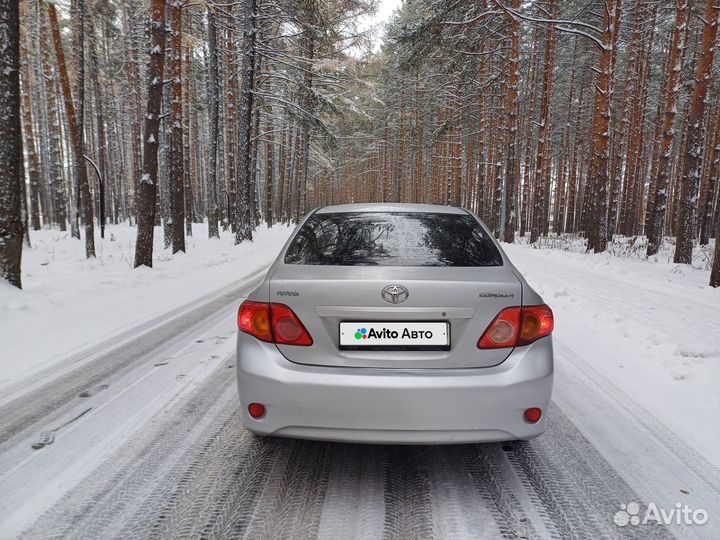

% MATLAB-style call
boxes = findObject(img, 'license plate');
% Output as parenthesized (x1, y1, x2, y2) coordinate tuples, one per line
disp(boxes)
(339, 322, 450, 351)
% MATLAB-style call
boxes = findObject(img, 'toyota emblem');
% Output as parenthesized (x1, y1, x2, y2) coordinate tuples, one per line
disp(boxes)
(381, 285, 409, 304)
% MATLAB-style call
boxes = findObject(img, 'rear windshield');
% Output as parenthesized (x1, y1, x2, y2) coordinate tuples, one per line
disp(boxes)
(284, 212, 502, 266)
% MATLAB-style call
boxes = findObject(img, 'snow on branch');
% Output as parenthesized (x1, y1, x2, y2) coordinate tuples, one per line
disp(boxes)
(495, 3, 606, 50)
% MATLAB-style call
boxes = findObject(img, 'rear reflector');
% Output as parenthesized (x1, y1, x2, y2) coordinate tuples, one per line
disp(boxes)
(478, 304, 553, 349)
(248, 403, 266, 419)
(238, 301, 313, 346)
(524, 407, 542, 423)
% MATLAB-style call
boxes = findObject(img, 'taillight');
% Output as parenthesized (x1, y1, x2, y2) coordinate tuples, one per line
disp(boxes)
(477, 307, 521, 349)
(270, 303, 313, 346)
(238, 301, 313, 346)
(238, 301, 272, 342)
(518, 304, 554, 345)
(478, 304, 553, 349)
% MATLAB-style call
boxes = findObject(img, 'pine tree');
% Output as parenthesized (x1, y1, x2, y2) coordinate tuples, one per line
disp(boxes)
(646, 2, 689, 256)
(168, 0, 185, 254)
(0, 0, 24, 288)
(48, 2, 95, 258)
(674, 0, 720, 264)
(234, 0, 257, 243)
(134, 0, 167, 268)
(206, 3, 220, 238)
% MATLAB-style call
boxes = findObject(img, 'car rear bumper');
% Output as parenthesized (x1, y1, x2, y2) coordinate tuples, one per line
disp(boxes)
(236, 334, 553, 444)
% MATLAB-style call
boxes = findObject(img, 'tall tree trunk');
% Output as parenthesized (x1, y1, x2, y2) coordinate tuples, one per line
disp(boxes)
(298, 27, 315, 220)
(555, 39, 578, 236)
(530, 0, 557, 243)
(134, 0, 166, 268)
(88, 22, 108, 237)
(700, 107, 720, 245)
(674, 0, 719, 264)
(609, 0, 641, 237)
(565, 80, 583, 234)
(122, 0, 142, 226)
(625, 5, 655, 237)
(234, 0, 257, 243)
(502, 0, 521, 243)
(206, 4, 220, 238)
(48, 2, 95, 258)
(413, 72, 423, 204)
(39, 5, 67, 230)
(646, 2, 688, 255)
(264, 113, 274, 228)
(711, 200, 720, 284)
(519, 43, 538, 237)
(169, 0, 185, 253)
(588, 0, 621, 253)
(20, 63, 41, 231)
(697, 98, 719, 244)
(249, 50, 262, 226)
(184, 44, 194, 236)
(0, 0, 24, 287)
(225, 5, 238, 232)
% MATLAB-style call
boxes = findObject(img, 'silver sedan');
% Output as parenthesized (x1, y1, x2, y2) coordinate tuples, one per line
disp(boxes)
(236, 203, 553, 444)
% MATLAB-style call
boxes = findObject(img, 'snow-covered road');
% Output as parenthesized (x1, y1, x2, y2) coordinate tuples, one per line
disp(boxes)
(1, 241, 718, 539)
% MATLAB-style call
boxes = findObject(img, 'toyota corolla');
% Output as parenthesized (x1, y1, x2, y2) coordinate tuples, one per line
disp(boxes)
(236, 203, 554, 444)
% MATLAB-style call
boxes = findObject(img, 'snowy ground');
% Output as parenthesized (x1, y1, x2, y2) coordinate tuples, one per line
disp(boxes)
(504, 240, 720, 464)
(0, 223, 294, 394)
(1, 226, 719, 539)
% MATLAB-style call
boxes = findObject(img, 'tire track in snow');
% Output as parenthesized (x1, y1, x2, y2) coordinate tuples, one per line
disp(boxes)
(381, 446, 434, 540)
(238, 439, 334, 540)
(316, 444, 386, 540)
(19, 363, 240, 539)
(161, 434, 283, 540)
(0, 271, 265, 446)
(16, 384, 677, 539)
(506, 405, 673, 540)
(555, 341, 720, 495)
(460, 444, 535, 539)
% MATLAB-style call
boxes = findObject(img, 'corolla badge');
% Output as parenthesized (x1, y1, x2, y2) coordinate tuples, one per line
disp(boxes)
(381, 285, 409, 304)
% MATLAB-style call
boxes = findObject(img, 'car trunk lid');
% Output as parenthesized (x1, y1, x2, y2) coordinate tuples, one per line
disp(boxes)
(269, 265, 522, 369)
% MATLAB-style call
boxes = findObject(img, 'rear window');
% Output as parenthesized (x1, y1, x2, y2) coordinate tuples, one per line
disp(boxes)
(284, 212, 502, 266)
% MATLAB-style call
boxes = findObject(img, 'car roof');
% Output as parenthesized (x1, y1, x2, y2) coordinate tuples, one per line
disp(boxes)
(315, 203, 468, 215)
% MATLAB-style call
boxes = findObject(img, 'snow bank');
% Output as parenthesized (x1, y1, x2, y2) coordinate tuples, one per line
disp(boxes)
(504, 241, 720, 464)
(0, 223, 293, 391)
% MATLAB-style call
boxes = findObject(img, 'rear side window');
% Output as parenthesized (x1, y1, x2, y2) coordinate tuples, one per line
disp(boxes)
(284, 212, 502, 266)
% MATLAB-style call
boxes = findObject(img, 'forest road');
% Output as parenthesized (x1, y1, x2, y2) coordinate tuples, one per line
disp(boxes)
(0, 267, 718, 540)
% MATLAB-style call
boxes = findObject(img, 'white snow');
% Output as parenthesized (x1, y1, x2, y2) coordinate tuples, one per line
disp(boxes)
(1, 227, 719, 538)
(504, 238, 720, 464)
(0, 223, 292, 394)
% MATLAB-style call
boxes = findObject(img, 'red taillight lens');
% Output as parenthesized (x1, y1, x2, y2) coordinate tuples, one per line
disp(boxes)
(270, 303, 313, 346)
(518, 304, 554, 345)
(238, 301, 312, 346)
(478, 304, 553, 349)
(478, 307, 521, 349)
(238, 301, 272, 342)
